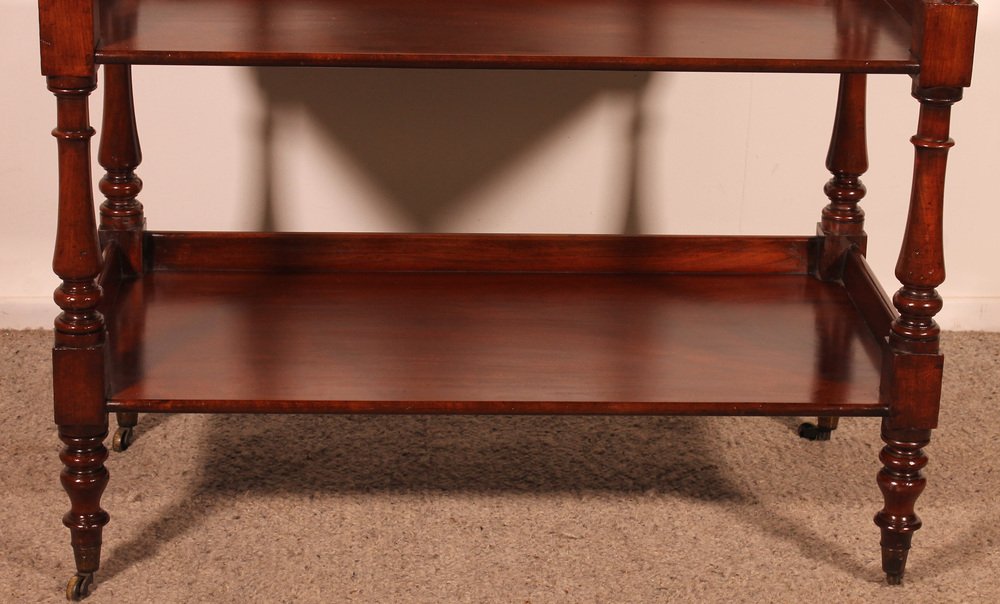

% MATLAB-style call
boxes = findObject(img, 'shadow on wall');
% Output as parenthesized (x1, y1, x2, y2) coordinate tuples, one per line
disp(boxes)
(251, 68, 653, 233)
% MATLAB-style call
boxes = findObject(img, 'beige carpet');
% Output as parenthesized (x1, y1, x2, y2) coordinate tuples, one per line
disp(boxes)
(2, 328, 998, 603)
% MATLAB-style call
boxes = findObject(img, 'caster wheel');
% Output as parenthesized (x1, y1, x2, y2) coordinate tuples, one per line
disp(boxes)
(798, 422, 831, 441)
(66, 572, 93, 601)
(112, 426, 134, 452)
(886, 573, 903, 586)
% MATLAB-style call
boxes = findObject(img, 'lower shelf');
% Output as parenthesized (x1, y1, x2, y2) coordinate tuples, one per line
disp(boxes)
(104, 233, 887, 416)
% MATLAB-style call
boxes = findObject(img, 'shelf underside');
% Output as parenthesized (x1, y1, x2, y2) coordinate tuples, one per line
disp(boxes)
(105, 234, 887, 415)
(95, 0, 917, 72)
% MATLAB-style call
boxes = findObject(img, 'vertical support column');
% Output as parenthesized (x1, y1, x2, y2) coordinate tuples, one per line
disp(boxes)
(872, 0, 977, 585)
(49, 74, 110, 601)
(875, 84, 961, 585)
(818, 73, 868, 279)
(801, 73, 868, 442)
(98, 64, 144, 452)
(888, 90, 954, 355)
(99, 63, 144, 273)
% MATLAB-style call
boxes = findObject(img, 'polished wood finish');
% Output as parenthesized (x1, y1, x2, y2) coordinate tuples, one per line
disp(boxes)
(910, 0, 977, 88)
(875, 427, 930, 585)
(148, 232, 812, 274)
(58, 429, 110, 580)
(98, 64, 144, 275)
(873, 0, 976, 582)
(40, 0, 978, 597)
(94, 0, 917, 72)
(103, 236, 885, 415)
(39, 1, 96, 77)
(807, 70, 870, 440)
(47, 72, 110, 598)
(97, 63, 145, 448)
(817, 73, 868, 280)
(842, 250, 895, 340)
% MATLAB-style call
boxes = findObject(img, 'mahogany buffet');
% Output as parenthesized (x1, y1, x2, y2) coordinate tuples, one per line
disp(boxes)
(38, 0, 978, 599)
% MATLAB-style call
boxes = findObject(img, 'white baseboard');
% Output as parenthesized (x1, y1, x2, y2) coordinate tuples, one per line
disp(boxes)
(2, 295, 999, 331)
(938, 298, 1000, 332)
(0, 298, 53, 329)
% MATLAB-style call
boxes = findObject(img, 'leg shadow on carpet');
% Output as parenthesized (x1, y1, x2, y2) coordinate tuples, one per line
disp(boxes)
(99, 414, 750, 577)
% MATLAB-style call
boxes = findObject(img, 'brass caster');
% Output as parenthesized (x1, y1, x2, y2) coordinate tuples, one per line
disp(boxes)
(66, 572, 93, 601)
(112, 426, 134, 452)
(797, 422, 832, 441)
(886, 573, 903, 586)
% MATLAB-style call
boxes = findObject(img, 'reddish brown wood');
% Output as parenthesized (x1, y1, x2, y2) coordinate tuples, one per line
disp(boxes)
(39, 0, 979, 596)
(802, 287, 860, 440)
(875, 427, 930, 585)
(881, 349, 944, 431)
(93, 0, 917, 72)
(825, 74, 869, 210)
(805, 70, 870, 439)
(817, 73, 868, 280)
(59, 429, 110, 580)
(50, 77, 103, 345)
(842, 250, 895, 340)
(148, 232, 812, 274)
(48, 72, 110, 599)
(96, 242, 125, 318)
(38, 0, 96, 77)
(807, 71, 870, 439)
(889, 92, 953, 357)
(49, 74, 105, 426)
(911, 1, 978, 88)
(98, 63, 144, 275)
(96, 63, 146, 451)
(104, 265, 885, 414)
(873, 1, 978, 582)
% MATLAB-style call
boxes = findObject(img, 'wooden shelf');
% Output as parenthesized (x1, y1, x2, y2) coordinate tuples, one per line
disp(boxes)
(104, 233, 886, 416)
(95, 0, 917, 71)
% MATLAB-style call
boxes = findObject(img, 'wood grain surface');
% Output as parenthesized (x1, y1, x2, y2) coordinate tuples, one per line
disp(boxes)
(95, 0, 917, 71)
(106, 270, 884, 414)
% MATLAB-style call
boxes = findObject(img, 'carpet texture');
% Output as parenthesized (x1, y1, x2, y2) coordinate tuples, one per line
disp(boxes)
(2, 329, 997, 603)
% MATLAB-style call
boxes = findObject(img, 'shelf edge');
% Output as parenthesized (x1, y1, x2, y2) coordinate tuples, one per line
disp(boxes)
(146, 232, 815, 274)
(106, 398, 890, 416)
(94, 50, 920, 74)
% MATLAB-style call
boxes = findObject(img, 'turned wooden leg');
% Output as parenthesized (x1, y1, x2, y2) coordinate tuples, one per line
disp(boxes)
(49, 73, 109, 600)
(60, 427, 110, 599)
(874, 426, 929, 585)
(874, 83, 963, 584)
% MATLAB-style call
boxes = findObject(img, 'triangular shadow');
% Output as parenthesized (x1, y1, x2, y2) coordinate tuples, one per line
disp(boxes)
(252, 67, 652, 230)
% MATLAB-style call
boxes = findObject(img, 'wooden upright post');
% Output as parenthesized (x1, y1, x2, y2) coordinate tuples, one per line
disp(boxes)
(98, 63, 144, 451)
(875, 0, 978, 585)
(41, 1, 109, 599)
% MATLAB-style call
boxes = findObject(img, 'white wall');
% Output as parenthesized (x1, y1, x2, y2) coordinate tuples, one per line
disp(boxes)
(2, 0, 998, 329)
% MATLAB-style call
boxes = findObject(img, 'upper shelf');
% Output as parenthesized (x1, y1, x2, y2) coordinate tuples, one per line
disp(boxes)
(95, 0, 918, 72)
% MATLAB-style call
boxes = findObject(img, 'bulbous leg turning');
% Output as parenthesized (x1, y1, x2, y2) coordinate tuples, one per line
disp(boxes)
(60, 427, 110, 600)
(874, 426, 929, 585)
